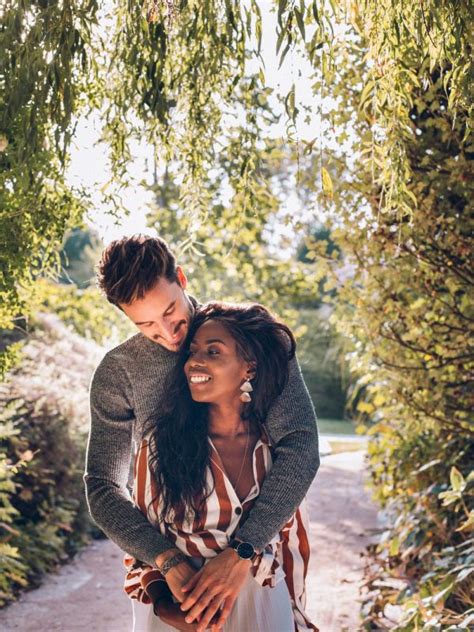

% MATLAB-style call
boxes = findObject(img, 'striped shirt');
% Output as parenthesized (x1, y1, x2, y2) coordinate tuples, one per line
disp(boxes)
(124, 429, 318, 632)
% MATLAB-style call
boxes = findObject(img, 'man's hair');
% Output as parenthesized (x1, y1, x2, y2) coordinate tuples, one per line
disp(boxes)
(97, 235, 178, 306)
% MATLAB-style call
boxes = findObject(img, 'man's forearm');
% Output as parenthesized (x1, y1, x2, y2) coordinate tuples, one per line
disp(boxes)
(235, 428, 319, 550)
(85, 475, 176, 566)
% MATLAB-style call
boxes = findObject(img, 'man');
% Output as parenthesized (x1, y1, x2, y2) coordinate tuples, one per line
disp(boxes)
(85, 235, 319, 631)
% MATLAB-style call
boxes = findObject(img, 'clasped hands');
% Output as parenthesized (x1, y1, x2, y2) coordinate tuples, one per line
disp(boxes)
(155, 547, 252, 632)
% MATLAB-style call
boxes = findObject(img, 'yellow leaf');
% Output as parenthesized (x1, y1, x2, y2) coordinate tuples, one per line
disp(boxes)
(321, 167, 333, 198)
(357, 401, 374, 413)
(411, 298, 425, 310)
(367, 423, 394, 435)
(389, 537, 400, 556)
(450, 466, 465, 492)
(456, 512, 474, 532)
(373, 393, 385, 406)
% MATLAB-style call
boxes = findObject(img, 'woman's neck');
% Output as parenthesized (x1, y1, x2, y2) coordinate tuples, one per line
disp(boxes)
(208, 400, 246, 439)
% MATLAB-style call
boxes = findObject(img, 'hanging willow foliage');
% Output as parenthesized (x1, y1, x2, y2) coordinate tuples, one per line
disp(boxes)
(102, 0, 268, 236)
(0, 0, 99, 357)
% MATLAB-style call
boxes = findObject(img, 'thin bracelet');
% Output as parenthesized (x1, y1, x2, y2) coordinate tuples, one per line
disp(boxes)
(158, 552, 187, 576)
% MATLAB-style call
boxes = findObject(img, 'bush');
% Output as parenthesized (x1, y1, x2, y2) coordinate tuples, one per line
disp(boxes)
(329, 66, 474, 629)
(30, 278, 134, 346)
(0, 314, 103, 606)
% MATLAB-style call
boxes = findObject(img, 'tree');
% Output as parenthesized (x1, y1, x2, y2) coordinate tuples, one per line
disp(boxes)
(0, 0, 98, 372)
(296, 224, 341, 308)
(59, 227, 103, 288)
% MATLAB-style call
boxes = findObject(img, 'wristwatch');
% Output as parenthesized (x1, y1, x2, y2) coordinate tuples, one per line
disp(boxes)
(228, 538, 257, 561)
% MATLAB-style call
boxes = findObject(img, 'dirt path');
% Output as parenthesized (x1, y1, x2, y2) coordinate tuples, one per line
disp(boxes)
(305, 451, 379, 631)
(0, 451, 378, 632)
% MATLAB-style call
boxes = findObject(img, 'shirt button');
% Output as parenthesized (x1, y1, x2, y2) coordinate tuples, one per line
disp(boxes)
(235, 507, 242, 515)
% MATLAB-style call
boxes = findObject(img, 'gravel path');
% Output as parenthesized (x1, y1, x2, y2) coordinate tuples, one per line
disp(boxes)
(0, 450, 378, 632)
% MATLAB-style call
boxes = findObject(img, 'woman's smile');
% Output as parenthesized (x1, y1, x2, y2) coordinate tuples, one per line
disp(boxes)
(189, 373, 213, 385)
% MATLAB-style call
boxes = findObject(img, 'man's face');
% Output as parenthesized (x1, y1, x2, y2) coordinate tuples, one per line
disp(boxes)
(119, 267, 193, 352)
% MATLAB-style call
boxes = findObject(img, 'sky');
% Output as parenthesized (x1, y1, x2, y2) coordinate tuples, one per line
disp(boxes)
(66, 2, 348, 250)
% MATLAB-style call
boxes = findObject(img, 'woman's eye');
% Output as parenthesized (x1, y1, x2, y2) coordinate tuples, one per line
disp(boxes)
(208, 349, 219, 355)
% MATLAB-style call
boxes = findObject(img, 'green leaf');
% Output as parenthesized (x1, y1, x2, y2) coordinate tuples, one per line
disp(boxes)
(312, 0, 320, 25)
(294, 8, 306, 41)
(277, 0, 288, 27)
(279, 38, 292, 68)
(276, 27, 286, 54)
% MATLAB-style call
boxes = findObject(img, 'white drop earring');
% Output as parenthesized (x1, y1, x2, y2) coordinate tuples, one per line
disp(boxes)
(240, 379, 253, 403)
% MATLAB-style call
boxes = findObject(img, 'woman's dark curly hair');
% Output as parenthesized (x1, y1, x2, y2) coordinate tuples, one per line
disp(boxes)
(145, 302, 296, 522)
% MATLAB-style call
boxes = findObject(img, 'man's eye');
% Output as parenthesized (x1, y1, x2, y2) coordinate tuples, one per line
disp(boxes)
(208, 349, 219, 355)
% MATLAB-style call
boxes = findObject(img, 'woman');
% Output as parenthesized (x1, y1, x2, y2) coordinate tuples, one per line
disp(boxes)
(124, 303, 318, 632)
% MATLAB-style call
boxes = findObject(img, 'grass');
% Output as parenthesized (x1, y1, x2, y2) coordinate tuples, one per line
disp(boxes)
(318, 418, 357, 435)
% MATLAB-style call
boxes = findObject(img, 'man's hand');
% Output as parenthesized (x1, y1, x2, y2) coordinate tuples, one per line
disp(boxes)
(179, 548, 252, 632)
(156, 549, 197, 603)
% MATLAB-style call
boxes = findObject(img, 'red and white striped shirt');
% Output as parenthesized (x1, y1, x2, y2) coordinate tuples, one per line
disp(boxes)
(124, 429, 317, 631)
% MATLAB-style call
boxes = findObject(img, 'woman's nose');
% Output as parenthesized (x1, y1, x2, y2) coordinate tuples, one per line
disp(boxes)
(190, 352, 206, 366)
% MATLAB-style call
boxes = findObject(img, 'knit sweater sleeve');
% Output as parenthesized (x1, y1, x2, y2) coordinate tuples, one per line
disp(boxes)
(235, 354, 320, 550)
(84, 351, 175, 567)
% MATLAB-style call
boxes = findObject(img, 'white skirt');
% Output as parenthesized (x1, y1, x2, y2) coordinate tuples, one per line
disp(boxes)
(132, 573, 295, 632)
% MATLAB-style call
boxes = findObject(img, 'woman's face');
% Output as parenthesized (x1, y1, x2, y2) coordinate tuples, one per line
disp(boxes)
(184, 319, 252, 405)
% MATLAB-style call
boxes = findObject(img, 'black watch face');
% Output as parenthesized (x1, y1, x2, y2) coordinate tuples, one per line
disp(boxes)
(237, 542, 254, 559)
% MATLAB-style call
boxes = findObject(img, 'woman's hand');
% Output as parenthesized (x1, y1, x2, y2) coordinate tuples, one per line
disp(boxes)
(179, 548, 252, 632)
(155, 549, 197, 603)
(155, 599, 201, 632)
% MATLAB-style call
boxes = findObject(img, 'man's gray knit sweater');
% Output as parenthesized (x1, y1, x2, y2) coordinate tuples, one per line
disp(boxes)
(85, 331, 320, 568)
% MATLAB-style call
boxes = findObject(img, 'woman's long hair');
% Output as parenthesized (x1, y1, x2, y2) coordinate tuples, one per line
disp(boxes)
(145, 302, 296, 522)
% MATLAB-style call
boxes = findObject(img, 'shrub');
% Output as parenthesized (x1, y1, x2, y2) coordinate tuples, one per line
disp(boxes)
(0, 314, 103, 605)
